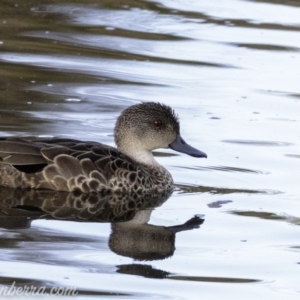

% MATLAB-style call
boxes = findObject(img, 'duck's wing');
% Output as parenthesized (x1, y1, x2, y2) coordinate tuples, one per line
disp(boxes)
(0, 138, 50, 172)
(0, 137, 112, 169)
(41, 143, 139, 193)
(0, 137, 138, 192)
(36, 138, 137, 174)
(0, 138, 85, 168)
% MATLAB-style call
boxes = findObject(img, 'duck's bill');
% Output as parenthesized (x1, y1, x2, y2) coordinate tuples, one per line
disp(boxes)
(169, 135, 207, 158)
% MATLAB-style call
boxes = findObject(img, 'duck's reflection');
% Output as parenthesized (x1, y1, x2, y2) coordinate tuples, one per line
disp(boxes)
(110, 212, 204, 261)
(0, 186, 204, 260)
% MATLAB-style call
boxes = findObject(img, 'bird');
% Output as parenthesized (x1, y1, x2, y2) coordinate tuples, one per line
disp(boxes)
(0, 102, 206, 195)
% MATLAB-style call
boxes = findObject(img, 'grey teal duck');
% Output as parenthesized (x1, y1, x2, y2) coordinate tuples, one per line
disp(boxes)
(0, 102, 206, 195)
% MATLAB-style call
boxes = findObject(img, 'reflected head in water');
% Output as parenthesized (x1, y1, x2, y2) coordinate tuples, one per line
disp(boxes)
(0, 102, 207, 196)
(109, 213, 205, 261)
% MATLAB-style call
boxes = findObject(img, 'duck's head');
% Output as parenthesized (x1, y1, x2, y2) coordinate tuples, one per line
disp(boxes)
(115, 102, 207, 164)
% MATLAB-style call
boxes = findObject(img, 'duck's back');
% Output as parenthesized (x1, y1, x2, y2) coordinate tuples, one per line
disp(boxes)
(0, 138, 173, 194)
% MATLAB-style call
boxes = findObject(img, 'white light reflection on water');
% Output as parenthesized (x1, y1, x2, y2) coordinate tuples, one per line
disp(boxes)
(0, 0, 299, 299)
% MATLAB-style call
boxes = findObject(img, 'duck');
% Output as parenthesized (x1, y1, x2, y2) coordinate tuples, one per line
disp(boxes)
(0, 102, 206, 195)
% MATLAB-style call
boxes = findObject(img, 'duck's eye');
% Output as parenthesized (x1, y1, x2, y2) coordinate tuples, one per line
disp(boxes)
(154, 119, 162, 128)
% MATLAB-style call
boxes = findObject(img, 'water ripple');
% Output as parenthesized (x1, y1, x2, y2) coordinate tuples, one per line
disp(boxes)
(179, 165, 269, 175)
(222, 139, 294, 147)
(169, 275, 261, 283)
(175, 184, 282, 195)
(285, 154, 300, 159)
(230, 211, 300, 225)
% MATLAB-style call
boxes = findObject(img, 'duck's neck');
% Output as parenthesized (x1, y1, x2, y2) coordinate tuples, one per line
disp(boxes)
(134, 150, 160, 166)
(119, 146, 160, 167)
(135, 151, 161, 167)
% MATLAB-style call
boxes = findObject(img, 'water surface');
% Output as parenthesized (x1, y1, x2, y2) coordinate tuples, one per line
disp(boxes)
(0, 0, 299, 299)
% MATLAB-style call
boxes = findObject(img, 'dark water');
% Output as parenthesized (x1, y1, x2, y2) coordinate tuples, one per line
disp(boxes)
(0, 0, 300, 299)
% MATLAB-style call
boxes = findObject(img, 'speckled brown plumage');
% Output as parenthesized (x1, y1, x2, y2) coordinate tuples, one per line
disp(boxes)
(0, 138, 173, 194)
(0, 102, 206, 196)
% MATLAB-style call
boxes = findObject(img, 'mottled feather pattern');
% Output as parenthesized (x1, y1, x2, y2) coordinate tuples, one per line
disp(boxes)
(0, 102, 201, 196)
(0, 138, 173, 194)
